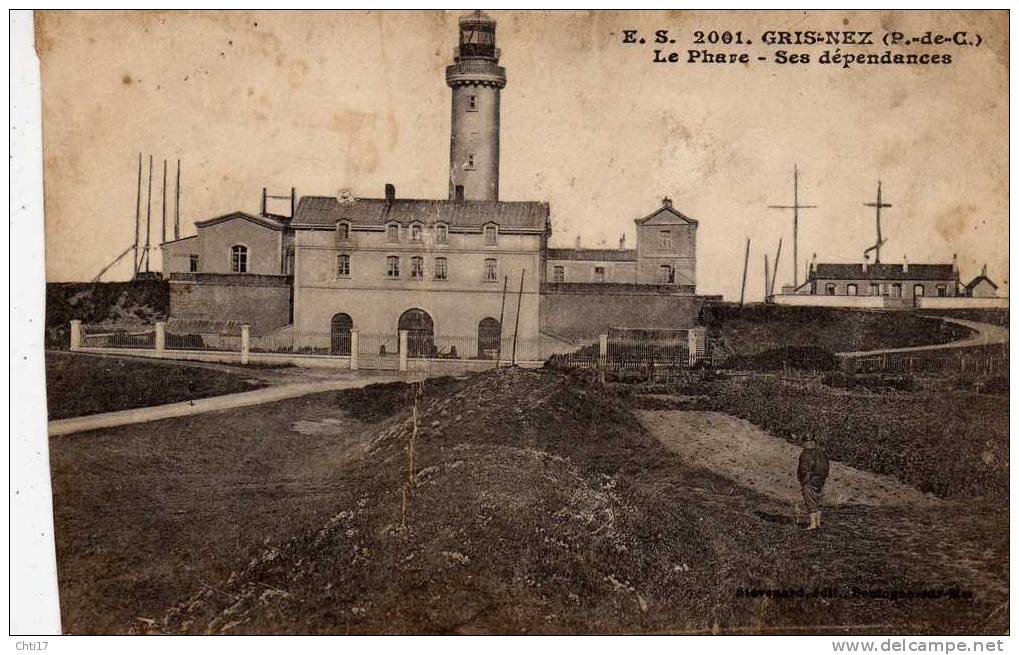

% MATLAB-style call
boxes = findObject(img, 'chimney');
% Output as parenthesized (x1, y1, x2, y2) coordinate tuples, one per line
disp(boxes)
(662, 196, 673, 208)
(454, 184, 465, 201)
(384, 183, 396, 203)
(575, 234, 582, 250)
(902, 254, 908, 273)
(982, 263, 988, 277)
(862, 254, 869, 274)
(619, 234, 626, 251)
(952, 253, 959, 272)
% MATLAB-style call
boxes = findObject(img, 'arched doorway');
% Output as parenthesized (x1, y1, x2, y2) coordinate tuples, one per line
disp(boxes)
(478, 317, 501, 359)
(330, 313, 353, 355)
(398, 308, 435, 358)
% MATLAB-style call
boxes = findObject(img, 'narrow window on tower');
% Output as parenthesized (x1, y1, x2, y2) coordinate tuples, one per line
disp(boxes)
(466, 153, 476, 170)
(336, 254, 350, 278)
(468, 95, 477, 111)
(483, 258, 498, 282)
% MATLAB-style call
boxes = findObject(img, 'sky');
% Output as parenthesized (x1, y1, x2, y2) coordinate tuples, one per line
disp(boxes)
(37, 10, 1008, 299)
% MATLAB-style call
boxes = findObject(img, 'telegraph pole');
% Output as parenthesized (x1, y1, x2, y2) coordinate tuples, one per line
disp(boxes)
(174, 159, 181, 240)
(133, 153, 142, 275)
(144, 155, 153, 273)
(768, 164, 817, 289)
(511, 269, 525, 365)
(739, 238, 750, 307)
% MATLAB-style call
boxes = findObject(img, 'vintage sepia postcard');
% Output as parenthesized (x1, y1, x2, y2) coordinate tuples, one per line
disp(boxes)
(16, 8, 1009, 643)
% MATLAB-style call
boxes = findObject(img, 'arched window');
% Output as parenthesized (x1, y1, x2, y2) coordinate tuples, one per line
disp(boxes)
(847, 283, 858, 296)
(435, 224, 449, 245)
(330, 313, 353, 356)
(484, 224, 498, 246)
(336, 254, 350, 278)
(411, 256, 424, 279)
(825, 284, 837, 296)
(411, 224, 423, 242)
(336, 222, 350, 240)
(891, 283, 902, 298)
(399, 308, 435, 358)
(913, 284, 926, 298)
(231, 245, 248, 273)
(478, 317, 501, 359)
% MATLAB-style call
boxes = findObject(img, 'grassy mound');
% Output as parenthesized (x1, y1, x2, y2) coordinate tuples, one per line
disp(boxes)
(701, 304, 972, 356)
(46, 280, 169, 348)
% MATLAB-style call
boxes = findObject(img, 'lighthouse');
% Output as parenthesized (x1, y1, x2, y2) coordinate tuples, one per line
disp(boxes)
(446, 10, 506, 201)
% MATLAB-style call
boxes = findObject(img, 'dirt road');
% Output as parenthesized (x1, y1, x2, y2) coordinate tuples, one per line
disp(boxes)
(637, 410, 938, 509)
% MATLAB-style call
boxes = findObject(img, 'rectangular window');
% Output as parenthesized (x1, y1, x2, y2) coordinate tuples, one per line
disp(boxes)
(231, 245, 248, 273)
(870, 283, 881, 296)
(336, 254, 350, 277)
(552, 266, 565, 283)
(484, 225, 497, 246)
(468, 95, 477, 111)
(336, 223, 350, 240)
(483, 258, 497, 282)
(660, 230, 672, 250)
(411, 224, 422, 242)
(847, 283, 857, 296)
(594, 266, 606, 282)
(937, 284, 947, 297)
(386, 256, 400, 278)
(434, 257, 448, 280)
(435, 224, 448, 245)
(467, 153, 476, 169)
(189, 254, 199, 272)
(387, 224, 399, 243)
(411, 256, 424, 279)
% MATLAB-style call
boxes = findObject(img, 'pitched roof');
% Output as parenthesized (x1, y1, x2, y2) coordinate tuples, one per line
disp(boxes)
(291, 196, 549, 232)
(634, 200, 698, 226)
(195, 211, 285, 231)
(546, 248, 637, 262)
(965, 275, 998, 290)
(812, 262, 957, 281)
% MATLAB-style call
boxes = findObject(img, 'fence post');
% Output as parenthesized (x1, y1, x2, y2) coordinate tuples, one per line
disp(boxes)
(688, 327, 706, 366)
(240, 324, 250, 365)
(599, 334, 608, 384)
(349, 329, 359, 370)
(155, 321, 166, 354)
(399, 330, 408, 372)
(69, 319, 82, 351)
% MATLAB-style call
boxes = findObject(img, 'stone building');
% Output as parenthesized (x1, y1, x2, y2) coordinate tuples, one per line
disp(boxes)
(160, 11, 716, 357)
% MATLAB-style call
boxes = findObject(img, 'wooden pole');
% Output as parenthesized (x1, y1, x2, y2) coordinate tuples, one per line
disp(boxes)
(739, 238, 750, 307)
(144, 154, 153, 273)
(161, 159, 167, 244)
(175, 159, 181, 240)
(497, 274, 508, 364)
(764, 254, 770, 302)
(511, 269, 525, 366)
(291, 187, 296, 218)
(133, 152, 142, 275)
(770, 238, 783, 297)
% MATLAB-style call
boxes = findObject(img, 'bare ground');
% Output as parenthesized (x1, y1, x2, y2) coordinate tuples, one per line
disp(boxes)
(637, 410, 939, 509)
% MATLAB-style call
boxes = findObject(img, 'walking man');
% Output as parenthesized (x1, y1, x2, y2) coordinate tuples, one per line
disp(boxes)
(798, 438, 830, 531)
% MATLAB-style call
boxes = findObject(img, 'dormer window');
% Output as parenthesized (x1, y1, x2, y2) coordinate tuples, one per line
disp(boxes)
(411, 224, 423, 242)
(387, 224, 400, 243)
(484, 224, 498, 246)
(336, 221, 350, 240)
(435, 223, 449, 245)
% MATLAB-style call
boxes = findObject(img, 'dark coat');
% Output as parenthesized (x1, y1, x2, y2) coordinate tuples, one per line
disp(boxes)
(798, 446, 830, 490)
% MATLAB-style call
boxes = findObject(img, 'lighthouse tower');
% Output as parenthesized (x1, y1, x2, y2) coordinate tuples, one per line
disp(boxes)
(446, 10, 506, 201)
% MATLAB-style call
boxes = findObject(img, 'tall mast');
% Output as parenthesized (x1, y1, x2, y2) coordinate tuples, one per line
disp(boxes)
(768, 164, 816, 289)
(144, 155, 153, 273)
(161, 159, 167, 244)
(863, 181, 892, 264)
(133, 152, 142, 275)
(174, 159, 181, 240)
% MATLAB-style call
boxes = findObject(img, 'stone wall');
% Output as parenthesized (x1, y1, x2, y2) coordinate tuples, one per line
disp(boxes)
(169, 273, 292, 336)
(539, 284, 709, 341)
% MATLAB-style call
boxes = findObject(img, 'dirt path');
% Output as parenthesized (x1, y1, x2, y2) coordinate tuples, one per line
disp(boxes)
(637, 410, 939, 508)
